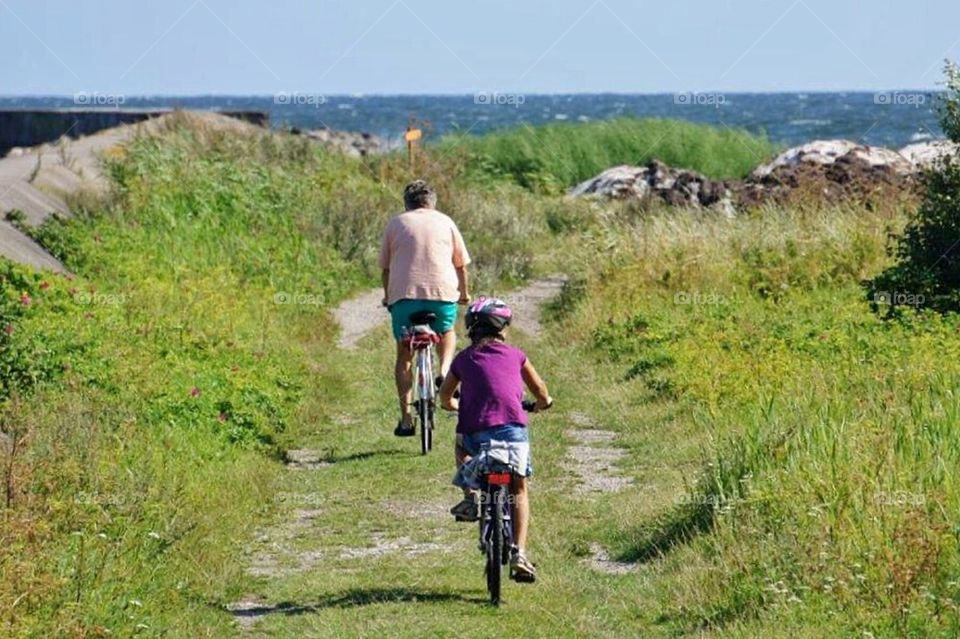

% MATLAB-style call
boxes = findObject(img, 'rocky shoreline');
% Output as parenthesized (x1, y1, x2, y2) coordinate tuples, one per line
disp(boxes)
(569, 139, 957, 212)
(289, 126, 391, 157)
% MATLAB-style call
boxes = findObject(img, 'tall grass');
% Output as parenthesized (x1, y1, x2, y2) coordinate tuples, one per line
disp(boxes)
(437, 117, 777, 191)
(556, 199, 960, 635)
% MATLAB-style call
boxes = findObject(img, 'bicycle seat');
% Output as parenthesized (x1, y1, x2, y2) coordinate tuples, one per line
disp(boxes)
(409, 311, 437, 325)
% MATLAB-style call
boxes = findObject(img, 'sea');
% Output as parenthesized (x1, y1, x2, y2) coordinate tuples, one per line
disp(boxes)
(0, 92, 945, 150)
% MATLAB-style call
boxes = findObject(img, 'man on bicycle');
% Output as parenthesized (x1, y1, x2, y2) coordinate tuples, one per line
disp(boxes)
(380, 180, 471, 437)
(439, 297, 552, 583)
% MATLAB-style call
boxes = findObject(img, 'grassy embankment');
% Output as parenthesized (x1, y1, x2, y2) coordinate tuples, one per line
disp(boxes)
(4, 114, 957, 637)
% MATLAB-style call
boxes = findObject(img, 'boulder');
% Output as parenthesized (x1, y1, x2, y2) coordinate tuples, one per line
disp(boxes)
(568, 165, 650, 199)
(569, 160, 735, 215)
(292, 126, 388, 157)
(898, 140, 960, 169)
(752, 139, 914, 178)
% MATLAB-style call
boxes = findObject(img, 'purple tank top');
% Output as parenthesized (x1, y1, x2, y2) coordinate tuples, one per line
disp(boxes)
(450, 341, 528, 434)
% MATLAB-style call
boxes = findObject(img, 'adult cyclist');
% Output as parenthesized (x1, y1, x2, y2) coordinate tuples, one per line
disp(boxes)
(379, 180, 472, 437)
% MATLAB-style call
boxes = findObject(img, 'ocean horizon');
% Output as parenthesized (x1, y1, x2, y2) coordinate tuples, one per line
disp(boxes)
(0, 91, 944, 149)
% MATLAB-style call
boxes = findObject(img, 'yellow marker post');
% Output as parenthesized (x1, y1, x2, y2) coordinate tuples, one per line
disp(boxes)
(405, 127, 422, 169)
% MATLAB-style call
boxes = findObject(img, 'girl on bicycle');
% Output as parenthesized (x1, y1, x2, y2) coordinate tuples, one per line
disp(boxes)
(439, 297, 552, 583)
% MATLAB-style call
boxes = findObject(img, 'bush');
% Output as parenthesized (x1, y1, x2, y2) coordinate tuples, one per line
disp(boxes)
(868, 62, 960, 314)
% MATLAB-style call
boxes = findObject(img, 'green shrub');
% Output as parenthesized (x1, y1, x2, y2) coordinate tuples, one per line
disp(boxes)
(868, 62, 960, 314)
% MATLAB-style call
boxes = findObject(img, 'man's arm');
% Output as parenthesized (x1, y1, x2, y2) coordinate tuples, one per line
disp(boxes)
(381, 269, 390, 307)
(456, 266, 470, 304)
(521, 359, 553, 411)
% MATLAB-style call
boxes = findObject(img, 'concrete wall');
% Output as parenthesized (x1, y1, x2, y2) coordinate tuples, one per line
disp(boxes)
(0, 109, 269, 154)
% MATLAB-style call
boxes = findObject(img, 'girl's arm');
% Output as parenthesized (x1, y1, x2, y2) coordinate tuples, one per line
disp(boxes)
(439, 371, 460, 411)
(521, 359, 553, 411)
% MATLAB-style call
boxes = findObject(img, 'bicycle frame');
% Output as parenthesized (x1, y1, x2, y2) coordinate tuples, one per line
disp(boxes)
(414, 342, 435, 407)
(404, 326, 439, 454)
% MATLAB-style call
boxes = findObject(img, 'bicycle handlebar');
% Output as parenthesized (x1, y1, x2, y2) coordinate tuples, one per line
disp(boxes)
(522, 399, 553, 413)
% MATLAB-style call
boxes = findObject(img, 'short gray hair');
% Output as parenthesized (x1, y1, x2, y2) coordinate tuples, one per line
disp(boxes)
(403, 180, 437, 210)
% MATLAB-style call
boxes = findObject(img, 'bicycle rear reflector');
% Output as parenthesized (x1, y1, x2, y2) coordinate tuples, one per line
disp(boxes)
(487, 472, 512, 485)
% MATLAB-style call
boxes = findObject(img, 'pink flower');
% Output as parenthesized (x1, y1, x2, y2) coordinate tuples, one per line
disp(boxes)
(39, 281, 50, 290)
(217, 412, 228, 422)
(3, 324, 13, 335)
(190, 387, 201, 397)
(19, 293, 31, 306)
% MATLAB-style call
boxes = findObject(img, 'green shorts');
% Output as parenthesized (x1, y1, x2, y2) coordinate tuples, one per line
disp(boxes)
(389, 299, 458, 340)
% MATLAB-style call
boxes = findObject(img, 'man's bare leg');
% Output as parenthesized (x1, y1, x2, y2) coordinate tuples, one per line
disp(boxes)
(438, 329, 456, 378)
(395, 340, 414, 427)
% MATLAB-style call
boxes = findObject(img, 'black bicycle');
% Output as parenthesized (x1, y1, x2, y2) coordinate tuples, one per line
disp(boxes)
(472, 399, 551, 606)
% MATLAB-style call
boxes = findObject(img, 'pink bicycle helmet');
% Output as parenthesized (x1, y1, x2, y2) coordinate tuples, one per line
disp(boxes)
(465, 297, 513, 336)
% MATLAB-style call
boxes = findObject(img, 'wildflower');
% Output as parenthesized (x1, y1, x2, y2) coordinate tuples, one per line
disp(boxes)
(3, 324, 13, 335)
(39, 280, 50, 290)
(190, 387, 201, 397)
(218, 412, 228, 422)
(19, 293, 31, 306)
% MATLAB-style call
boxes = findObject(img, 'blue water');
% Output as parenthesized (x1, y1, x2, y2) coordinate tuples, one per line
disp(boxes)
(0, 92, 944, 149)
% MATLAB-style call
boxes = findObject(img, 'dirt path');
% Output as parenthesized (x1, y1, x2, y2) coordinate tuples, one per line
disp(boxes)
(563, 412, 639, 574)
(504, 274, 568, 338)
(231, 275, 571, 632)
(331, 274, 569, 350)
(331, 288, 386, 349)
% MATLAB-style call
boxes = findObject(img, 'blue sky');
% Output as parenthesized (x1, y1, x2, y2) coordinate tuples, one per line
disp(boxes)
(1, 0, 958, 95)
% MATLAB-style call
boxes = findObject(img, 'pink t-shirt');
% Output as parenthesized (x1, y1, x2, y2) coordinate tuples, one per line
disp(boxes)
(378, 208, 471, 305)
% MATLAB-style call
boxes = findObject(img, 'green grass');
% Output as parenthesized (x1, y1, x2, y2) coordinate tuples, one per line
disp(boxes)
(436, 117, 777, 191)
(4, 112, 960, 638)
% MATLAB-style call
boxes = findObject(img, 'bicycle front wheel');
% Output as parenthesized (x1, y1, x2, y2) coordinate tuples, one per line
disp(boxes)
(419, 395, 431, 455)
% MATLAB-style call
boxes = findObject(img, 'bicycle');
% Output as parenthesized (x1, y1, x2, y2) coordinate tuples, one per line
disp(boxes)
(467, 399, 551, 606)
(402, 311, 440, 455)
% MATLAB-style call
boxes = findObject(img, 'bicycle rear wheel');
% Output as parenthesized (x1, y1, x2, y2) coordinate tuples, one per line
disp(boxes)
(486, 485, 505, 605)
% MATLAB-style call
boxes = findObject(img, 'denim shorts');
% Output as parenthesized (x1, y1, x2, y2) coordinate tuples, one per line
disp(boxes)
(389, 299, 458, 340)
(457, 423, 532, 477)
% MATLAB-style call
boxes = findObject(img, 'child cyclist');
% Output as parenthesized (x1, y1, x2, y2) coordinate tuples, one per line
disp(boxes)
(439, 297, 553, 583)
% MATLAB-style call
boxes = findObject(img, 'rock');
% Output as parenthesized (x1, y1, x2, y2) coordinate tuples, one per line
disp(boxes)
(752, 139, 915, 178)
(898, 140, 960, 169)
(739, 148, 917, 207)
(569, 160, 735, 215)
(572, 140, 922, 213)
(291, 126, 388, 157)
(568, 165, 650, 199)
(5, 147, 25, 158)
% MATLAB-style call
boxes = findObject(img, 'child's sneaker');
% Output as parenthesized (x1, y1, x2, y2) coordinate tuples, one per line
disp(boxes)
(449, 495, 479, 522)
(510, 549, 537, 583)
